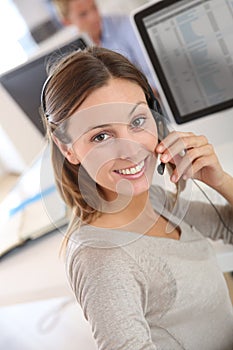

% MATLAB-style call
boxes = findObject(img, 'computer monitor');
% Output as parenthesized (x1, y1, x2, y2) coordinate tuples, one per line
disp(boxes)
(0, 33, 90, 172)
(0, 34, 90, 256)
(0, 36, 88, 136)
(132, 0, 233, 124)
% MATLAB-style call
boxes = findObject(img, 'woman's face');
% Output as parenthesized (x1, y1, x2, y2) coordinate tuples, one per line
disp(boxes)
(62, 78, 158, 200)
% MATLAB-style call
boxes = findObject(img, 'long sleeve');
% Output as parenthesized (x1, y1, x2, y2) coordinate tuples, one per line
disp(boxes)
(66, 215, 233, 350)
(151, 185, 233, 244)
(182, 200, 233, 243)
(67, 243, 157, 350)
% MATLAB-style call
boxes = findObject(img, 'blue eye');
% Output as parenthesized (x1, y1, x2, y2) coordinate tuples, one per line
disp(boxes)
(92, 133, 110, 143)
(131, 116, 146, 128)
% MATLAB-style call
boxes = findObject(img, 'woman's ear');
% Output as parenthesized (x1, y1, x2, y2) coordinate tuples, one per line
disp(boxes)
(52, 135, 80, 165)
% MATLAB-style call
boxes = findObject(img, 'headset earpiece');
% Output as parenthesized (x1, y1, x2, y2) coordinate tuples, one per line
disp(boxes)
(146, 85, 168, 175)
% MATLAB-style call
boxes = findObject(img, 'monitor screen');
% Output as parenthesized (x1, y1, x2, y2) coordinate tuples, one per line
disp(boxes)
(0, 36, 88, 135)
(133, 0, 233, 124)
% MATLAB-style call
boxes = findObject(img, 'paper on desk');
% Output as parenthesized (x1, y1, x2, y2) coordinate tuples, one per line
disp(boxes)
(0, 145, 68, 258)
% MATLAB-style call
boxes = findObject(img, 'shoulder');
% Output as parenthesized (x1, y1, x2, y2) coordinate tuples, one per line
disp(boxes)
(103, 14, 132, 30)
(67, 240, 143, 277)
(103, 14, 129, 24)
(66, 241, 148, 304)
(149, 184, 176, 212)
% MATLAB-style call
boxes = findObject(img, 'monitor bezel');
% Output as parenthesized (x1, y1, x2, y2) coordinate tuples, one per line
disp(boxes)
(133, 0, 233, 124)
(0, 36, 88, 135)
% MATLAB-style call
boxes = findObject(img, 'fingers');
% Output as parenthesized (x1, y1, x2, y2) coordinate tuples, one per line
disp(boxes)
(156, 131, 208, 161)
(156, 131, 213, 182)
(171, 144, 215, 182)
(184, 153, 217, 180)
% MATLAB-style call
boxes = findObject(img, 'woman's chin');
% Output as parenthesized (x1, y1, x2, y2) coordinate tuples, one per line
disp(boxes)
(97, 155, 156, 201)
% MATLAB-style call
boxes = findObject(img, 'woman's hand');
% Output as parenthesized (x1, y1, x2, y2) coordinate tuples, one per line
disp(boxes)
(155, 131, 228, 190)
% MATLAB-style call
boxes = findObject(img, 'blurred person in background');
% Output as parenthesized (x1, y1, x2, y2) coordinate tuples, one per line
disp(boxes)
(51, 0, 158, 94)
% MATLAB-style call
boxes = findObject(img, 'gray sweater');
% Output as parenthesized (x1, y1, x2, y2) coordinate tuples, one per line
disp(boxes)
(66, 186, 233, 350)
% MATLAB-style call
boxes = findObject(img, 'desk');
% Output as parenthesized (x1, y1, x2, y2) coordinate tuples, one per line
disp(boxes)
(0, 230, 71, 307)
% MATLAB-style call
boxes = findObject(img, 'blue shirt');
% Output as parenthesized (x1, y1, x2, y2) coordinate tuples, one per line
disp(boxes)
(100, 15, 156, 89)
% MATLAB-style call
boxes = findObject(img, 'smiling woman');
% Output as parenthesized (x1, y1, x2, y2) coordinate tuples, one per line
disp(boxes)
(41, 46, 157, 225)
(56, 84, 158, 201)
(40, 46, 233, 350)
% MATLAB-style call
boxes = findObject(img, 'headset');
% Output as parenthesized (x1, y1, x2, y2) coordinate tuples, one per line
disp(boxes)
(41, 74, 53, 122)
(40, 51, 233, 236)
(146, 85, 169, 176)
(41, 57, 169, 177)
(146, 86, 233, 235)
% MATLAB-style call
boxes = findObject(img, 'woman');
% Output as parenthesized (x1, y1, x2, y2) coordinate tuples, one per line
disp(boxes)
(41, 46, 233, 350)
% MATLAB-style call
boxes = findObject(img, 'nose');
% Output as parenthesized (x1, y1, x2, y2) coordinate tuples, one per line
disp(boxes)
(112, 136, 142, 161)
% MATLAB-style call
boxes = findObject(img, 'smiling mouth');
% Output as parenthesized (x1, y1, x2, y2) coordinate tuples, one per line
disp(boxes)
(114, 160, 145, 175)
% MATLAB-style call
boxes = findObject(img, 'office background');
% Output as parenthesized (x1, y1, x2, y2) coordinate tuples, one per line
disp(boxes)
(0, 1, 233, 350)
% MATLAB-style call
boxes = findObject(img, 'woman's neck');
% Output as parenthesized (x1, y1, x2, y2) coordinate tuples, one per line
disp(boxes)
(91, 191, 159, 233)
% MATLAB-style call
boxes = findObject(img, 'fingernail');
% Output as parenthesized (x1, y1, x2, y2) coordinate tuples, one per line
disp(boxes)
(156, 145, 163, 152)
(171, 175, 177, 182)
(161, 154, 168, 162)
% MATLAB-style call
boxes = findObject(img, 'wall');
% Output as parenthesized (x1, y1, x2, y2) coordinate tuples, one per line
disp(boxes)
(96, 0, 150, 14)
(13, 0, 51, 29)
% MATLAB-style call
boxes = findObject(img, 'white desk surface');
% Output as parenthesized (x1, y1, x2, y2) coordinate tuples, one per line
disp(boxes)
(0, 141, 232, 307)
(0, 229, 72, 306)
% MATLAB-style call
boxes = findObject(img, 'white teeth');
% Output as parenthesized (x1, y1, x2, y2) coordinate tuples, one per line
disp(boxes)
(117, 160, 145, 175)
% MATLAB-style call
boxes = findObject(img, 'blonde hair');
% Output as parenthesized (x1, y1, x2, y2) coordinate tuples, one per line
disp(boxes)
(52, 0, 73, 20)
(41, 46, 154, 253)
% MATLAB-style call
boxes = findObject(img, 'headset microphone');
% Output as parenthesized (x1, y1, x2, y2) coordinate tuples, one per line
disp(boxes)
(147, 86, 168, 176)
(147, 86, 233, 237)
(157, 162, 166, 175)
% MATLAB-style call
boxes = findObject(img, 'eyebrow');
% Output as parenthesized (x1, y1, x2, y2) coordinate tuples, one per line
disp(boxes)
(83, 101, 147, 135)
(129, 101, 147, 116)
(83, 123, 113, 135)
